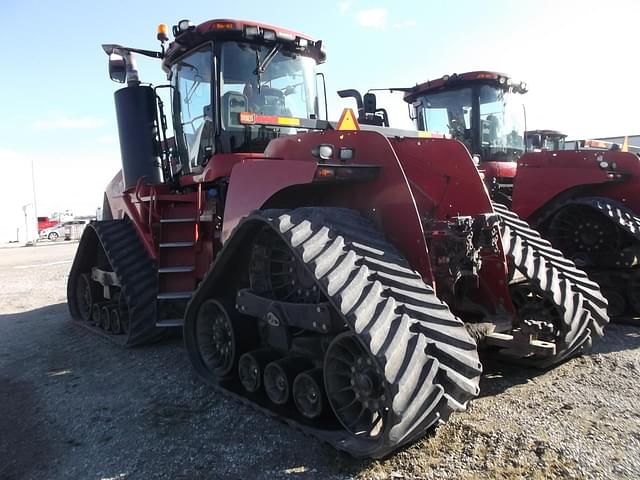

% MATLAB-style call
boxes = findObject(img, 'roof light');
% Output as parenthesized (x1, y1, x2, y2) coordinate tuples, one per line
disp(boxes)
(263, 29, 276, 41)
(297, 37, 308, 48)
(212, 21, 235, 30)
(498, 76, 507, 85)
(442, 75, 450, 82)
(244, 25, 259, 37)
(277, 31, 296, 41)
(157, 23, 169, 42)
(178, 19, 193, 32)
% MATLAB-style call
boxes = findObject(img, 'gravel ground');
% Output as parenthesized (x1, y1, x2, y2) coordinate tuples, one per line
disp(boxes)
(1, 242, 639, 480)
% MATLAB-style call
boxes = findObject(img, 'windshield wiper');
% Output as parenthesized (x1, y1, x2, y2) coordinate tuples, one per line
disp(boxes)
(254, 45, 281, 93)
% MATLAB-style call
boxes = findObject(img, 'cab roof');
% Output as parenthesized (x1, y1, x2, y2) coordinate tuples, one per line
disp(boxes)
(162, 18, 325, 71)
(404, 71, 527, 102)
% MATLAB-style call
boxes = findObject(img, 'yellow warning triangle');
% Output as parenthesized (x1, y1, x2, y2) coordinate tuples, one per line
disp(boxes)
(336, 108, 360, 131)
(622, 136, 629, 152)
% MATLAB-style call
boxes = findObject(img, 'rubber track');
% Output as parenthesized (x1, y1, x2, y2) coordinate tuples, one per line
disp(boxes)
(556, 197, 640, 242)
(493, 202, 609, 366)
(67, 220, 165, 347)
(187, 208, 482, 458)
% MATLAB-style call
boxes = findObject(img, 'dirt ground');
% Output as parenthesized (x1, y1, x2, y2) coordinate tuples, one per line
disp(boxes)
(1, 242, 639, 480)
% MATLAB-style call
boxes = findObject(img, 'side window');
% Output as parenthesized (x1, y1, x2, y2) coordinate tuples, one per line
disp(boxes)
(172, 46, 213, 170)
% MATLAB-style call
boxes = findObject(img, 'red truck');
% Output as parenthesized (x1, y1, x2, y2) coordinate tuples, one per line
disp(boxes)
(37, 216, 59, 233)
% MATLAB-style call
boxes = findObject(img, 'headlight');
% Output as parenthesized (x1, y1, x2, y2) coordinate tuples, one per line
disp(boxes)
(178, 19, 193, 32)
(599, 161, 609, 169)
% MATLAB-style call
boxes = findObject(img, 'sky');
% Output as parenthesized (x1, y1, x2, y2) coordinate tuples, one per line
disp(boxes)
(1, 0, 639, 219)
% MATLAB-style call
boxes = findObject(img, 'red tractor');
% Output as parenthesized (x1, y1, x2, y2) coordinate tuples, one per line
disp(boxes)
(403, 71, 640, 320)
(526, 129, 567, 152)
(67, 23, 607, 458)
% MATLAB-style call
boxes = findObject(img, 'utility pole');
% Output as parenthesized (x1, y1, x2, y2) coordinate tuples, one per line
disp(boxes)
(31, 158, 38, 217)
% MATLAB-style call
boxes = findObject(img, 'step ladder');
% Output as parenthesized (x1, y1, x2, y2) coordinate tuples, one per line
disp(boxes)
(156, 202, 199, 327)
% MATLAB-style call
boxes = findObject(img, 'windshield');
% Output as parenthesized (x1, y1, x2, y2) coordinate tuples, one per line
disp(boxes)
(526, 133, 565, 151)
(416, 87, 473, 151)
(415, 84, 525, 162)
(220, 42, 318, 153)
(478, 86, 524, 161)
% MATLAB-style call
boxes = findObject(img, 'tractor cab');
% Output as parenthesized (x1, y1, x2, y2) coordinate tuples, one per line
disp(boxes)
(404, 72, 527, 163)
(526, 129, 567, 151)
(105, 19, 326, 188)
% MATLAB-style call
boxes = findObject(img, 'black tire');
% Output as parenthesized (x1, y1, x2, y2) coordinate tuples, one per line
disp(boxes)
(48, 232, 59, 241)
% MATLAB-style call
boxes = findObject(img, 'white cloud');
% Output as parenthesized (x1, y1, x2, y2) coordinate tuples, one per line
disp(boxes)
(337, 1, 351, 13)
(393, 19, 417, 29)
(32, 114, 105, 130)
(356, 8, 388, 28)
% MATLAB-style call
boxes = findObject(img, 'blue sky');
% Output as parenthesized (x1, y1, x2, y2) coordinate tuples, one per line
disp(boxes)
(1, 0, 638, 216)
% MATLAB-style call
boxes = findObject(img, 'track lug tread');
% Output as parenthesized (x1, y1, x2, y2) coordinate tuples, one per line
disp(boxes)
(493, 202, 609, 367)
(67, 219, 164, 347)
(186, 207, 480, 458)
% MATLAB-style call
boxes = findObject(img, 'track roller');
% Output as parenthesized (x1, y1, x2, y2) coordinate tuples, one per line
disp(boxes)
(264, 357, 311, 405)
(100, 305, 112, 332)
(238, 350, 279, 393)
(293, 368, 327, 420)
(110, 308, 122, 334)
(91, 302, 103, 324)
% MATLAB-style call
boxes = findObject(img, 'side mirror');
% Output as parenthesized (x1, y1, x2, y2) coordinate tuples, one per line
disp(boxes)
(108, 53, 127, 83)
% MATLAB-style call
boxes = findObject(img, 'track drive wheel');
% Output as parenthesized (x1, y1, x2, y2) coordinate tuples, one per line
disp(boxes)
(250, 229, 321, 303)
(547, 204, 621, 265)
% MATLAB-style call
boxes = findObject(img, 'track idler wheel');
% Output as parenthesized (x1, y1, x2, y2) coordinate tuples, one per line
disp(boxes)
(238, 349, 279, 393)
(195, 299, 242, 378)
(263, 358, 310, 406)
(324, 332, 389, 438)
(293, 368, 327, 419)
(75, 273, 96, 321)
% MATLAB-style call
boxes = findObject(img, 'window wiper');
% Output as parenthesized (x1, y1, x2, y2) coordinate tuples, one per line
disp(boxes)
(254, 45, 281, 93)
